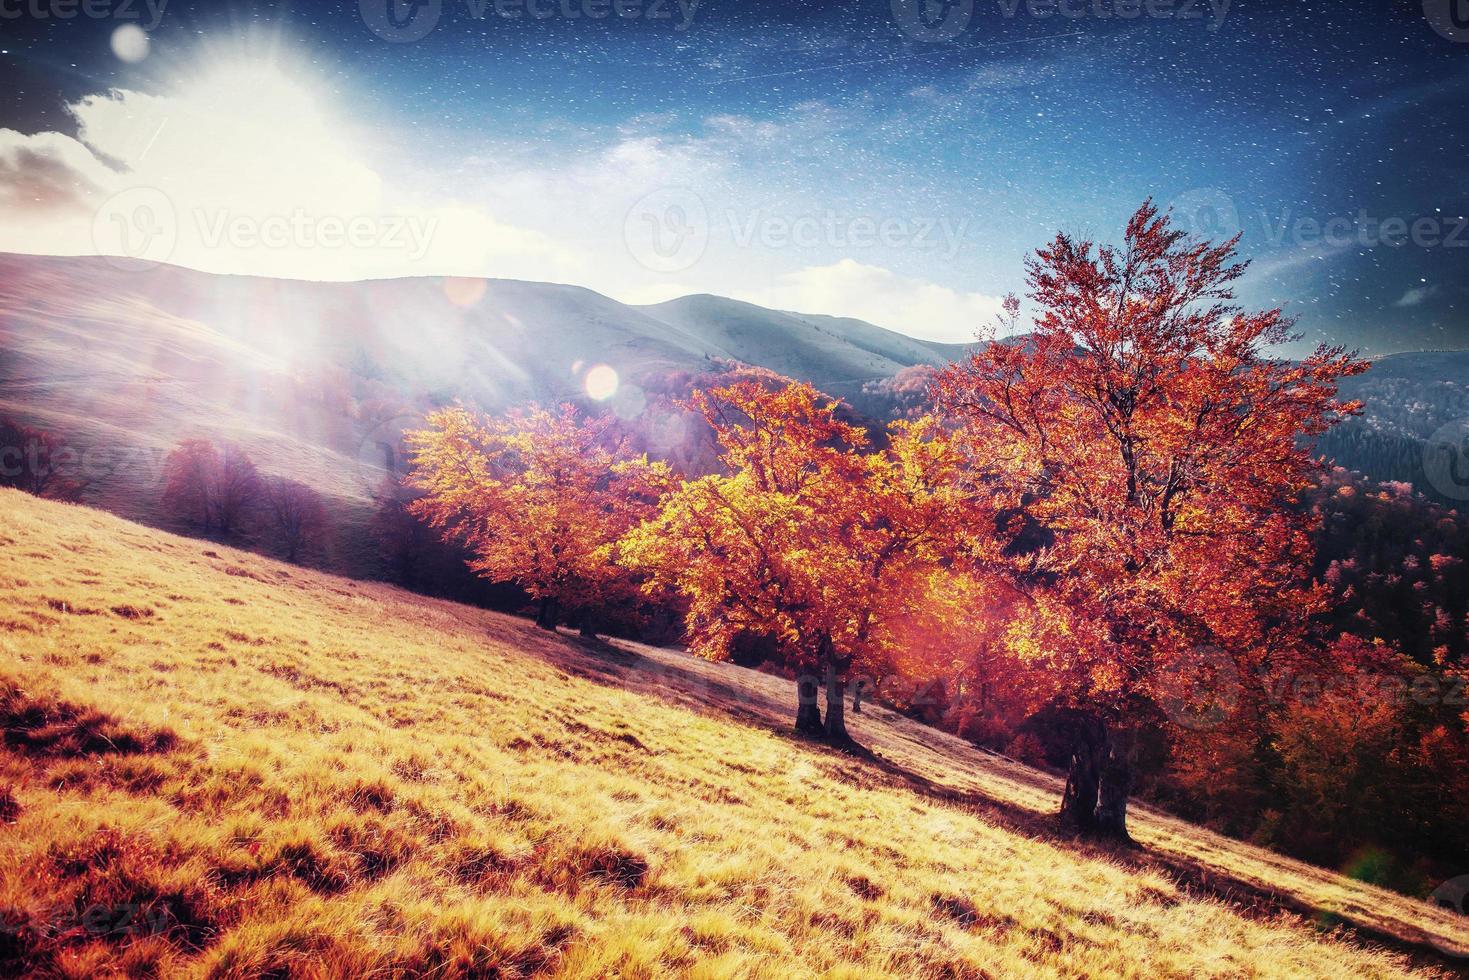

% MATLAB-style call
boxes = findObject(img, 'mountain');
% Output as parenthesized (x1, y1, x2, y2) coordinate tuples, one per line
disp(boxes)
(0, 254, 969, 574)
(6, 249, 1466, 558)
(3, 487, 1465, 974)
(1318, 350, 1469, 507)
(637, 294, 970, 401)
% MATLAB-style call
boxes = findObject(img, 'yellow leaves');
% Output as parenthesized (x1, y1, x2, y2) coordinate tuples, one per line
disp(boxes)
(405, 403, 657, 613)
(1005, 629, 1046, 668)
(625, 378, 993, 675)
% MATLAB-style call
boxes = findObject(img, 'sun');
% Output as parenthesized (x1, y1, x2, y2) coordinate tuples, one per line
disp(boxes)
(80, 36, 390, 278)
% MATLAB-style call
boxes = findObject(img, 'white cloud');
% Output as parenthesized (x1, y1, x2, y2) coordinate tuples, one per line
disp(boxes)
(0, 130, 113, 214)
(0, 62, 584, 283)
(736, 259, 1003, 344)
(1393, 283, 1438, 308)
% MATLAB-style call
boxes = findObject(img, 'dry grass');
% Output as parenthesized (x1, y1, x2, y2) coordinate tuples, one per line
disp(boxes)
(1, 487, 1465, 978)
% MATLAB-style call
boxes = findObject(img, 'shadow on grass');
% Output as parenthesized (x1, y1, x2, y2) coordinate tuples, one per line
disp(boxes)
(518, 622, 1469, 972)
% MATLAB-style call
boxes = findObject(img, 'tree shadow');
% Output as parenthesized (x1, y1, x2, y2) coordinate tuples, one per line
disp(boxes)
(516, 623, 1468, 970)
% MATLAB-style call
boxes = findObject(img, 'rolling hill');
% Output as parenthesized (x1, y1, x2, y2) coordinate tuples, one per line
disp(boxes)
(1, 488, 1467, 976)
(0, 254, 971, 576)
(637, 294, 969, 401)
(1319, 351, 1469, 507)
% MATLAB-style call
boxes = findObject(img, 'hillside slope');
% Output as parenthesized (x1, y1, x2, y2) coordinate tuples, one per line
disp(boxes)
(1319, 350, 1469, 505)
(0, 254, 968, 576)
(637, 294, 968, 398)
(1, 489, 1466, 976)
(5, 253, 1467, 564)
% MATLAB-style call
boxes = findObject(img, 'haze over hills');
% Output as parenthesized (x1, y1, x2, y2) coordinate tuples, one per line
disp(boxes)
(0, 254, 966, 402)
(3, 250, 1468, 572)
(636, 294, 969, 402)
(0, 253, 976, 572)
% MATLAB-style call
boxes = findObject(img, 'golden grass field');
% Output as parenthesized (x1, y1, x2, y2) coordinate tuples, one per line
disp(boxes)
(2, 487, 1468, 978)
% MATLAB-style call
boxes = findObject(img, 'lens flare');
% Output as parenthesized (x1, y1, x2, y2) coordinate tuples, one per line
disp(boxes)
(111, 26, 150, 64)
(443, 277, 487, 307)
(584, 364, 619, 401)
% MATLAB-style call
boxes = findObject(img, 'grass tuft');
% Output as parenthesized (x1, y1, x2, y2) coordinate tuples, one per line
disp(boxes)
(0, 680, 178, 757)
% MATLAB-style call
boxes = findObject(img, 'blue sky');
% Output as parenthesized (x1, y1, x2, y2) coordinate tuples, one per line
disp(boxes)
(0, 0, 1465, 350)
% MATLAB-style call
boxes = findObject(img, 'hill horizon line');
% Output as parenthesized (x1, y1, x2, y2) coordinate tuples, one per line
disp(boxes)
(0, 250, 982, 351)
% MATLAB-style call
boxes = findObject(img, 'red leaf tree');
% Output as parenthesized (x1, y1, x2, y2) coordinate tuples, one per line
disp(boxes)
(935, 201, 1368, 840)
(160, 439, 261, 537)
(0, 417, 86, 501)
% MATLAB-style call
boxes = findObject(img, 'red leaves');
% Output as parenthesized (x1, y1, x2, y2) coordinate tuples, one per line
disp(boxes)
(935, 200, 1367, 724)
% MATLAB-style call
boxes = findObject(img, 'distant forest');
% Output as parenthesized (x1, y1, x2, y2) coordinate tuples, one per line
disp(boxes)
(1319, 365, 1469, 510)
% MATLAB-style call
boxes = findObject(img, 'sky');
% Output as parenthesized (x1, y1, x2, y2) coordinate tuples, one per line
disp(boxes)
(0, 0, 1465, 352)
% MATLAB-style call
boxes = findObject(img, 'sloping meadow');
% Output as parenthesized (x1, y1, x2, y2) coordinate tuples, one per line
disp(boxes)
(0, 489, 1452, 977)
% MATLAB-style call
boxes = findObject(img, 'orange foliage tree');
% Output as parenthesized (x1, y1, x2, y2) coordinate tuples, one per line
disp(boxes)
(406, 403, 664, 634)
(935, 201, 1367, 840)
(621, 370, 984, 744)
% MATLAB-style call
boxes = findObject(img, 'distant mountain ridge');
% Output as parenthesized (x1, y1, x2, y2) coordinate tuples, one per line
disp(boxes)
(1319, 349, 1469, 507)
(0, 254, 966, 408)
(0, 253, 975, 572)
(637, 294, 968, 399)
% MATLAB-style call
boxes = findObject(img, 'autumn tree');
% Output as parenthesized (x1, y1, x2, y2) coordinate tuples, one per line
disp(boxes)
(406, 403, 663, 634)
(877, 567, 1032, 740)
(0, 417, 86, 501)
(935, 201, 1367, 840)
(160, 439, 261, 536)
(622, 370, 983, 744)
(263, 477, 327, 563)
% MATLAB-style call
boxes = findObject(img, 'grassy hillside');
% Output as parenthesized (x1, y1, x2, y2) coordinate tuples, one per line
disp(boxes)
(1, 488, 1466, 977)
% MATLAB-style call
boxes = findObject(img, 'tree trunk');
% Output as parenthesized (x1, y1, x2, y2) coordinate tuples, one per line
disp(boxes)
(535, 596, 559, 631)
(823, 658, 850, 744)
(851, 678, 864, 714)
(1060, 713, 1104, 834)
(578, 610, 598, 640)
(794, 674, 823, 736)
(1095, 727, 1134, 844)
